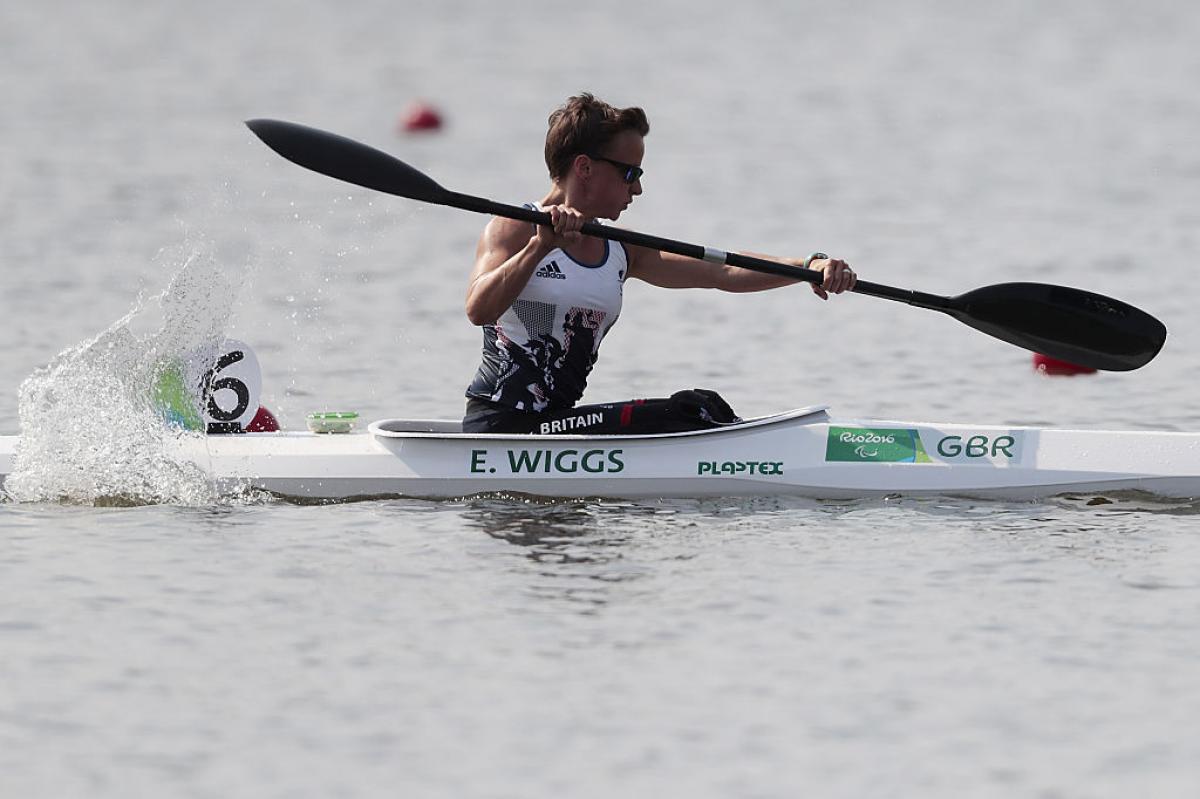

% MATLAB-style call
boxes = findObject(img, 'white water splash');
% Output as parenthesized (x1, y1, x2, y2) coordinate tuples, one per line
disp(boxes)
(5, 243, 249, 505)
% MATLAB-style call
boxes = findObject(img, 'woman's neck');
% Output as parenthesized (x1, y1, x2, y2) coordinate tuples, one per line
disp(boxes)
(540, 184, 596, 221)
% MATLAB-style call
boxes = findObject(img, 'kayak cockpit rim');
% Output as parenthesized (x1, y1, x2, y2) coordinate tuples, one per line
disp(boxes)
(367, 405, 831, 440)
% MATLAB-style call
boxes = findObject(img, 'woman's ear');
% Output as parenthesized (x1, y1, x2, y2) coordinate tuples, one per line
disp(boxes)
(572, 153, 592, 179)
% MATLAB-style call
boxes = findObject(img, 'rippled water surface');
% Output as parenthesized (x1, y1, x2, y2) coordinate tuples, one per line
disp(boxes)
(3, 1, 1200, 796)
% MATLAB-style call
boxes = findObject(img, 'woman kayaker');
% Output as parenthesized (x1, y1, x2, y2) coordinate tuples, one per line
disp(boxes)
(463, 93, 857, 435)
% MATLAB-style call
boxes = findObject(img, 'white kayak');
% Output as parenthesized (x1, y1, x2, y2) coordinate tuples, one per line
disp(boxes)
(4, 406, 1200, 501)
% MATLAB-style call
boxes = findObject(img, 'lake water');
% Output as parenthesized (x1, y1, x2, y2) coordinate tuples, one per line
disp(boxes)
(2, 1, 1200, 796)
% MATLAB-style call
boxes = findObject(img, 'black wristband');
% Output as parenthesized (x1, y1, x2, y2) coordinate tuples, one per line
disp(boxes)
(803, 252, 829, 269)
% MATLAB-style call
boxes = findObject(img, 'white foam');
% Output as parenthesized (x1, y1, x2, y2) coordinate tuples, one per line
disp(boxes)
(6, 244, 252, 506)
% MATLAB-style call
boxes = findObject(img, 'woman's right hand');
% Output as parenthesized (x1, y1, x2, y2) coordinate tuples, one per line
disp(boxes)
(534, 204, 586, 250)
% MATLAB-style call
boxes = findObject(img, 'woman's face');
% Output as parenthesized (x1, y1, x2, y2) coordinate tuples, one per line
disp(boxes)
(587, 130, 644, 220)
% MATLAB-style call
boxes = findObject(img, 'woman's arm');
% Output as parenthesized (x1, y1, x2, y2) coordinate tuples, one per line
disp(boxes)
(627, 247, 857, 299)
(465, 206, 585, 325)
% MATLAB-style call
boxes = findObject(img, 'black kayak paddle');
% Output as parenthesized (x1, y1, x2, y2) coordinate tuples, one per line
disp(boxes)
(245, 118, 1167, 371)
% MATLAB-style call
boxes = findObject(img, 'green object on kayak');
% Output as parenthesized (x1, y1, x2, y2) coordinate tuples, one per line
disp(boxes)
(307, 411, 359, 434)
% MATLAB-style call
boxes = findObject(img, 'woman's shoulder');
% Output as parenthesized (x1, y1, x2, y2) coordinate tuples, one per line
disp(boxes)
(480, 214, 536, 249)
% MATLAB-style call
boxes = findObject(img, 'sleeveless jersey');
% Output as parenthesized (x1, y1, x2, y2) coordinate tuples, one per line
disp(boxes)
(467, 212, 628, 412)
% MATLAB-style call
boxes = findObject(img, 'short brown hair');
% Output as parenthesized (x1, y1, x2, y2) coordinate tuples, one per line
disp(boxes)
(544, 93, 649, 181)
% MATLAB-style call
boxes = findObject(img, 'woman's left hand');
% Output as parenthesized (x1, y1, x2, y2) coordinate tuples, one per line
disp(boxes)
(809, 257, 856, 300)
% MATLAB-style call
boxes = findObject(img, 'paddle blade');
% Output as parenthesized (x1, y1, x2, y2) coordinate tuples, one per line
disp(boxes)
(947, 282, 1166, 371)
(245, 119, 448, 204)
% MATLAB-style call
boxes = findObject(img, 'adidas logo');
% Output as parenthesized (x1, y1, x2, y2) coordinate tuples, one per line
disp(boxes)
(535, 260, 566, 280)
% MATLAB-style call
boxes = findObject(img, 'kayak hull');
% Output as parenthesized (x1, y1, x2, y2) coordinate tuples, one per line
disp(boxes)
(5, 407, 1200, 501)
(2, 407, 1200, 501)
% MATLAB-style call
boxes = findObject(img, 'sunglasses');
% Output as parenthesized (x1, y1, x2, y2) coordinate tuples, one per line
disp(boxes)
(589, 154, 644, 184)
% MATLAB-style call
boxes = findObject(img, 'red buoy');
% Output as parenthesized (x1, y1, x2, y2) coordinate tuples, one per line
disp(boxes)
(1032, 353, 1097, 376)
(399, 101, 444, 133)
(246, 406, 281, 432)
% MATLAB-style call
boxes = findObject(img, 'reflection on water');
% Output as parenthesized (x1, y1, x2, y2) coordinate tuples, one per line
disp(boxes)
(460, 497, 660, 595)
(459, 494, 856, 551)
(1054, 490, 1200, 516)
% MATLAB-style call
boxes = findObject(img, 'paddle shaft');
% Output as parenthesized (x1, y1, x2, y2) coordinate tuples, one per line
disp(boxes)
(444, 191, 951, 311)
